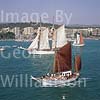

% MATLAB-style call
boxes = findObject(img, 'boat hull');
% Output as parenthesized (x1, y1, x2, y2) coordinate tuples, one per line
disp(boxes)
(31, 73, 79, 87)
(42, 76, 78, 86)
(72, 43, 85, 47)
(28, 50, 54, 55)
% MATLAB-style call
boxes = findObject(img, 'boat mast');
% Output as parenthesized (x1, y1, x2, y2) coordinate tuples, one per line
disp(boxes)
(40, 16, 41, 29)
(53, 36, 57, 73)
(51, 16, 55, 50)
(53, 16, 59, 73)
(52, 16, 54, 29)
(38, 17, 41, 49)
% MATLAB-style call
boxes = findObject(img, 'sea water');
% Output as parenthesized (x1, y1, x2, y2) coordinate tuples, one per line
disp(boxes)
(0, 40, 100, 100)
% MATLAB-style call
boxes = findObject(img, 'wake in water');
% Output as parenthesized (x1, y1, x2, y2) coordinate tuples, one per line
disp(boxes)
(17, 46, 27, 50)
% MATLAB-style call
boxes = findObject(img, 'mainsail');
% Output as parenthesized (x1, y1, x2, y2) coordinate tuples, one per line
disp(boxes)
(79, 32, 84, 44)
(76, 33, 80, 44)
(39, 28, 50, 50)
(53, 42, 72, 73)
(74, 55, 81, 72)
(75, 32, 84, 44)
(28, 28, 50, 50)
(52, 25, 67, 49)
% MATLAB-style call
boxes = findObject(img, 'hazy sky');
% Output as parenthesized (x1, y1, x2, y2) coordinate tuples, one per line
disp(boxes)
(0, 0, 100, 24)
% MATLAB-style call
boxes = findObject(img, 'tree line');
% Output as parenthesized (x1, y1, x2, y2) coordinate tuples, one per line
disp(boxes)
(0, 32, 15, 39)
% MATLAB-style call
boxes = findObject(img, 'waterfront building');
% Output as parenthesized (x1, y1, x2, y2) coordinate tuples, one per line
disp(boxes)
(23, 27, 34, 35)
(1, 27, 10, 33)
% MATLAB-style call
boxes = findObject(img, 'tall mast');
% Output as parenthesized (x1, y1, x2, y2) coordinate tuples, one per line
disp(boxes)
(53, 16, 57, 73)
(38, 17, 41, 49)
(52, 16, 54, 29)
(52, 16, 56, 49)
(40, 16, 41, 30)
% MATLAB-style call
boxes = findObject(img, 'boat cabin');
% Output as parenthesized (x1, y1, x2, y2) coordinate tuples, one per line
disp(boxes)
(61, 71, 72, 77)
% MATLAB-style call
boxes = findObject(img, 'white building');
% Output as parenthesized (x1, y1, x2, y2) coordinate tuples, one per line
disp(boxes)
(11, 27, 20, 35)
(65, 28, 75, 38)
(1, 27, 10, 33)
(23, 27, 34, 35)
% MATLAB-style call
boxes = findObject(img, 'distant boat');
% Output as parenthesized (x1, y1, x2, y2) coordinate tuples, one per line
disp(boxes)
(31, 42, 82, 87)
(18, 46, 27, 50)
(12, 45, 17, 48)
(0, 47, 5, 51)
(28, 25, 68, 55)
(73, 32, 85, 47)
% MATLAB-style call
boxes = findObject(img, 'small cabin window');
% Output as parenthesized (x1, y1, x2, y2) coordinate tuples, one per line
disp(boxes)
(65, 73, 67, 76)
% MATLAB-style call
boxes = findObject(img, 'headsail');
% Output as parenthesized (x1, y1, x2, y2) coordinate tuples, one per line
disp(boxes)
(53, 42, 72, 73)
(52, 25, 67, 49)
(39, 28, 50, 50)
(74, 55, 81, 72)
(28, 33, 39, 50)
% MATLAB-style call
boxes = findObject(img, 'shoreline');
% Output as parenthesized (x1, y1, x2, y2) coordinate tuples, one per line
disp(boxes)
(0, 38, 100, 42)
(84, 37, 100, 40)
(0, 39, 33, 42)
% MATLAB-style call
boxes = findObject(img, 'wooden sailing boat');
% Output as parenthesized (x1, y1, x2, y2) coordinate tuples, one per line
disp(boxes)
(28, 27, 54, 54)
(73, 32, 85, 47)
(31, 42, 82, 86)
(28, 25, 67, 55)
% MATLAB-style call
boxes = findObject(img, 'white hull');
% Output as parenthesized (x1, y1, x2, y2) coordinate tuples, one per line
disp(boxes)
(42, 76, 78, 86)
(0, 48, 5, 51)
(28, 50, 54, 55)
(31, 73, 79, 87)
(72, 43, 85, 47)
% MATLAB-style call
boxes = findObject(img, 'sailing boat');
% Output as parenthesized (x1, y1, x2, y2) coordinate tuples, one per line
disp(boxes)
(73, 32, 85, 47)
(28, 25, 67, 55)
(28, 28, 54, 54)
(31, 42, 82, 86)
(0, 47, 5, 51)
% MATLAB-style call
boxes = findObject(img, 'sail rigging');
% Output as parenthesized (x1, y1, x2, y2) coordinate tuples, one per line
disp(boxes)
(28, 28, 50, 50)
(52, 25, 67, 49)
(53, 42, 72, 73)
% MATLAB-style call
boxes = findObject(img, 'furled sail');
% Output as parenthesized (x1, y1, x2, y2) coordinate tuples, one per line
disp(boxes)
(39, 28, 50, 50)
(79, 32, 84, 44)
(52, 25, 67, 49)
(74, 55, 81, 72)
(28, 33, 39, 50)
(53, 42, 72, 73)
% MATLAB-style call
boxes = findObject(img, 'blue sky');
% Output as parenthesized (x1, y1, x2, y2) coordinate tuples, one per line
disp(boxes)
(0, 0, 100, 24)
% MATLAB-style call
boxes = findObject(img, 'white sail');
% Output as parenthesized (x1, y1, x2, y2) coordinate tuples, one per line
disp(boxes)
(28, 33, 39, 50)
(39, 28, 50, 50)
(76, 33, 80, 44)
(52, 25, 67, 48)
